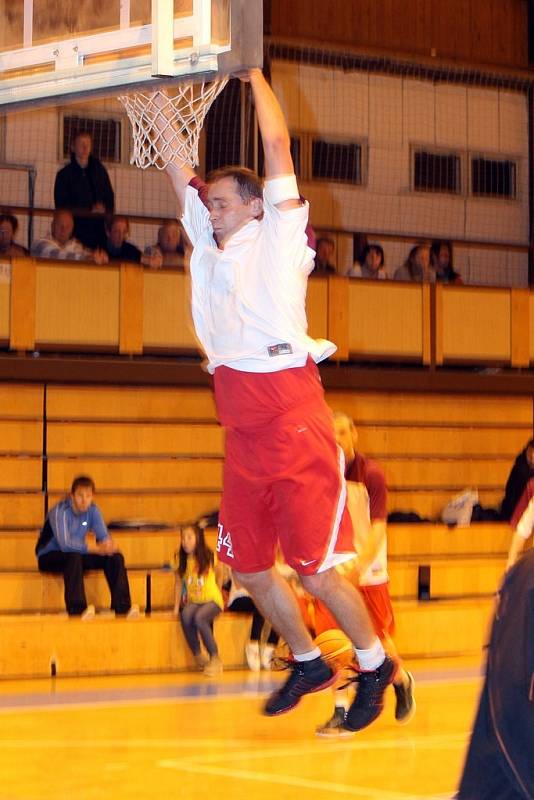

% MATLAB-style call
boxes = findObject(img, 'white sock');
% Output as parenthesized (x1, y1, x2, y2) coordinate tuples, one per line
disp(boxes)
(355, 638, 385, 671)
(294, 647, 322, 662)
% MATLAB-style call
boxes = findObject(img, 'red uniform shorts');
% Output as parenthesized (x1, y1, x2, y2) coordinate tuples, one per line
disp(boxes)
(314, 582, 395, 640)
(213, 359, 355, 575)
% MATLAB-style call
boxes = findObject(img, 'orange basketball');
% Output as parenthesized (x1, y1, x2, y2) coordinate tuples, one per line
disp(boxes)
(314, 629, 355, 671)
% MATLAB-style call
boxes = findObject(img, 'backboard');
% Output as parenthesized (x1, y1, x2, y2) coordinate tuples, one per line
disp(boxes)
(0, 0, 263, 110)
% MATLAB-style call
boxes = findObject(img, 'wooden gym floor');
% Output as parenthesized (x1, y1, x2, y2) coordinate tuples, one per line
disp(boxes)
(0, 656, 483, 800)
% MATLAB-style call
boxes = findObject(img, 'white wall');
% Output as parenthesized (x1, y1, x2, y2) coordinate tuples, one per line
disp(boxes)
(272, 62, 530, 286)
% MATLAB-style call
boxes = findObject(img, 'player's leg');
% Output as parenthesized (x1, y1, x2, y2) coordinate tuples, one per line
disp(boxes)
(218, 422, 337, 715)
(235, 566, 337, 714)
(273, 404, 395, 731)
(382, 631, 416, 724)
(359, 583, 416, 725)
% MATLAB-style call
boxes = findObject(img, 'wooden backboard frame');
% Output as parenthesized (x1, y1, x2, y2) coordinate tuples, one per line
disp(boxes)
(0, 0, 262, 110)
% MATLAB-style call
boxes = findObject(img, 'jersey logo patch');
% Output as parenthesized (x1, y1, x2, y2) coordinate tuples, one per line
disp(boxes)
(268, 343, 293, 357)
(216, 523, 234, 559)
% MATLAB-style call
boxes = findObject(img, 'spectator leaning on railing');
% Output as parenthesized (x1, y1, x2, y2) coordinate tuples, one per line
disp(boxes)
(31, 209, 108, 264)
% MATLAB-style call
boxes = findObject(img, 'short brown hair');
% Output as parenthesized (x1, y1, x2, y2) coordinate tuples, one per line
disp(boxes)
(206, 167, 263, 203)
(71, 475, 95, 494)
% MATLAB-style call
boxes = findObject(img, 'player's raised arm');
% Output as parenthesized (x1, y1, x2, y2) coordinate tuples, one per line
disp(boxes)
(149, 91, 196, 209)
(248, 69, 301, 210)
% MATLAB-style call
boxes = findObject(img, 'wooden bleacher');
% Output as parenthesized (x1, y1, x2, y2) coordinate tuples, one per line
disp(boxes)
(0, 381, 529, 678)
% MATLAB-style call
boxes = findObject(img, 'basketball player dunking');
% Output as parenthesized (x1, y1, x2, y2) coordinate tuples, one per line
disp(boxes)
(154, 68, 394, 731)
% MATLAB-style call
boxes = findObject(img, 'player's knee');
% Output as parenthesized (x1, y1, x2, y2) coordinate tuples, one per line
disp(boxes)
(233, 568, 272, 594)
(300, 568, 337, 598)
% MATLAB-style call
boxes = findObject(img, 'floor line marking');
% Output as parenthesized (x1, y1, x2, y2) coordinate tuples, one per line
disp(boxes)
(157, 758, 454, 800)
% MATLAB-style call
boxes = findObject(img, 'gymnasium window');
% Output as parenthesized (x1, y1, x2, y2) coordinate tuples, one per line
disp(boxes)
(470, 156, 517, 199)
(62, 114, 122, 163)
(412, 148, 462, 194)
(311, 138, 363, 184)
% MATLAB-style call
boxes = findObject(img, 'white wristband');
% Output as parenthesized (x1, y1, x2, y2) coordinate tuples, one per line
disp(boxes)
(264, 174, 300, 205)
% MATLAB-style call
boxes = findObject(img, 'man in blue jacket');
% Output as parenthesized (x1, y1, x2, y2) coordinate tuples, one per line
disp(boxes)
(36, 475, 136, 619)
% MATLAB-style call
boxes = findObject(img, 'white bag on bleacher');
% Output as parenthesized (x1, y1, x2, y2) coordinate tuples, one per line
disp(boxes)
(441, 488, 479, 526)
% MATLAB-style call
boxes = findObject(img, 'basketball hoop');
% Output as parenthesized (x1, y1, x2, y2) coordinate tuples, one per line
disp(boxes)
(118, 77, 229, 170)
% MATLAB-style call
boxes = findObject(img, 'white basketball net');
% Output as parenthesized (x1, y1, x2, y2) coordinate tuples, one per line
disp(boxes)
(118, 78, 229, 170)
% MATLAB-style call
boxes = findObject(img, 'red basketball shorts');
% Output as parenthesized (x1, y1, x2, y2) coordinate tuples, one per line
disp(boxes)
(213, 359, 355, 576)
(314, 582, 395, 640)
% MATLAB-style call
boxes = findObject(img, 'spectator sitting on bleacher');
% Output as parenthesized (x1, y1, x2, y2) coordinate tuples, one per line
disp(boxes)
(35, 474, 138, 619)
(0, 212, 29, 257)
(31, 209, 108, 264)
(104, 214, 161, 267)
(347, 244, 386, 279)
(173, 522, 224, 677)
(143, 220, 188, 269)
(430, 240, 462, 284)
(394, 244, 435, 283)
(313, 237, 336, 274)
(500, 438, 534, 522)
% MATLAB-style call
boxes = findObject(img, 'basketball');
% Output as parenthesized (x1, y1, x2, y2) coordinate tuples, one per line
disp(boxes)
(314, 629, 355, 671)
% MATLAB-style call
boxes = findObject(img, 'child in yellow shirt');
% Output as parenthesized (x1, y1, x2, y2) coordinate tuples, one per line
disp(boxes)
(174, 523, 224, 676)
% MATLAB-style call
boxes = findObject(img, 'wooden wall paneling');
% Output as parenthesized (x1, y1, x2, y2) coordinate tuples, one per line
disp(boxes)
(468, 0, 494, 65)
(324, 390, 532, 424)
(9, 258, 36, 351)
(510, 287, 530, 368)
(0, 420, 43, 453)
(142, 271, 197, 349)
(328, 275, 350, 360)
(511, 0, 529, 67)
(0, 270, 10, 341)
(0, 456, 42, 490)
(35, 263, 120, 347)
(47, 457, 223, 492)
(441, 286, 511, 362)
(306, 277, 328, 340)
(434, 282, 444, 366)
(347, 281, 423, 360)
(0, 384, 43, 417)
(119, 263, 143, 355)
(422, 282, 431, 365)
(46, 421, 224, 456)
(356, 424, 530, 458)
(46, 385, 217, 421)
(0, 493, 44, 527)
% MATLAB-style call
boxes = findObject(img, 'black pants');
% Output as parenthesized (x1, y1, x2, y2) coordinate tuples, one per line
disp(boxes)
(38, 551, 132, 616)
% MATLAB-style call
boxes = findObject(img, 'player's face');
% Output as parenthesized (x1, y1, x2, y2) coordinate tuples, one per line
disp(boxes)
(334, 417, 356, 465)
(207, 177, 260, 246)
(71, 487, 93, 514)
(181, 527, 197, 554)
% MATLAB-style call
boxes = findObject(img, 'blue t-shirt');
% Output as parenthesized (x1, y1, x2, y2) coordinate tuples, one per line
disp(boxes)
(37, 498, 109, 556)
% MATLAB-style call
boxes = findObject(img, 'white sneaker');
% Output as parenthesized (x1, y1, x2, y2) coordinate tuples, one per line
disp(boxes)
(261, 644, 275, 670)
(81, 604, 95, 621)
(245, 641, 261, 672)
(126, 604, 140, 619)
